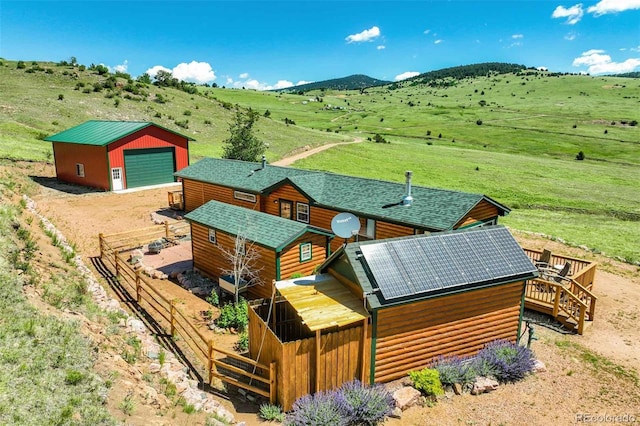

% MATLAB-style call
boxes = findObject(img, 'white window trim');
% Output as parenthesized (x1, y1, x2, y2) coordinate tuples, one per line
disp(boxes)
(233, 191, 256, 203)
(296, 202, 310, 223)
(76, 163, 85, 177)
(208, 228, 217, 244)
(300, 242, 312, 262)
(359, 218, 375, 239)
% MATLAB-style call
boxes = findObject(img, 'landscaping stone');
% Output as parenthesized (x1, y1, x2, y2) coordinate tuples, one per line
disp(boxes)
(453, 383, 463, 395)
(390, 407, 403, 419)
(393, 386, 421, 410)
(471, 377, 499, 395)
(148, 362, 161, 373)
(533, 359, 547, 373)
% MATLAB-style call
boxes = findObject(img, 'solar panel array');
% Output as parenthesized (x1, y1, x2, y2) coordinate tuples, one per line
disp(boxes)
(359, 227, 537, 301)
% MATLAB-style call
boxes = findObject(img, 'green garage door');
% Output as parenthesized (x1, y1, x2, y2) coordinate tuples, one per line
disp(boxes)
(124, 147, 176, 188)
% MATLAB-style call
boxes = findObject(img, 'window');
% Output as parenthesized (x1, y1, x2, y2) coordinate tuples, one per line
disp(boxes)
(75, 163, 85, 177)
(415, 229, 431, 235)
(234, 191, 256, 203)
(359, 218, 375, 239)
(280, 200, 293, 220)
(296, 202, 309, 223)
(208, 228, 216, 244)
(299, 242, 312, 262)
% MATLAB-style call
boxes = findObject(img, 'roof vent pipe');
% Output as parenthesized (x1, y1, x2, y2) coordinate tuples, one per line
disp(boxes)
(261, 155, 266, 169)
(402, 171, 413, 206)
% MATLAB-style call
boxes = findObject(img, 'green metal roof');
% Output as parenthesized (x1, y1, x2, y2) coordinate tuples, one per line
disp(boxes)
(322, 226, 537, 310)
(44, 120, 194, 146)
(176, 157, 510, 231)
(184, 200, 332, 251)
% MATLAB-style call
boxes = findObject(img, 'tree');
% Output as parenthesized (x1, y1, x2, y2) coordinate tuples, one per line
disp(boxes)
(219, 226, 263, 303)
(222, 108, 266, 161)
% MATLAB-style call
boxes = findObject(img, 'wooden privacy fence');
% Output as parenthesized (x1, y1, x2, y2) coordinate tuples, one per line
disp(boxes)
(249, 299, 370, 411)
(98, 225, 275, 403)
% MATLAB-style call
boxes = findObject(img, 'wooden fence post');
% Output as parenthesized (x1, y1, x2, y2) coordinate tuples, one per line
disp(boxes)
(553, 286, 560, 317)
(170, 300, 176, 337)
(208, 340, 214, 385)
(99, 233, 104, 258)
(136, 270, 141, 303)
(164, 220, 169, 238)
(114, 251, 119, 277)
(269, 361, 277, 404)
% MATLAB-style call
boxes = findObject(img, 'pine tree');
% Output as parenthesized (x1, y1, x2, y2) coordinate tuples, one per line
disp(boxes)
(222, 108, 266, 162)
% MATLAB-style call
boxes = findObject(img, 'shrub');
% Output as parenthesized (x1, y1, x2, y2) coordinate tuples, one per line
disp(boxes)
(259, 403, 285, 422)
(183, 110, 192, 116)
(476, 339, 535, 383)
(432, 355, 476, 386)
(175, 119, 189, 129)
(576, 151, 585, 161)
(335, 380, 394, 426)
(17, 60, 26, 69)
(57, 94, 64, 101)
(476, 119, 483, 125)
(235, 331, 249, 352)
(215, 299, 248, 332)
(285, 391, 348, 426)
(409, 368, 444, 396)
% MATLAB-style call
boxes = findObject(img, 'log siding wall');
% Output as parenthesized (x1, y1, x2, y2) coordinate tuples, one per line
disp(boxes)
(373, 281, 524, 383)
(455, 200, 500, 228)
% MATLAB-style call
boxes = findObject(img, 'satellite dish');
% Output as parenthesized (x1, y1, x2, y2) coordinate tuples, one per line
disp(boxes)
(331, 212, 361, 239)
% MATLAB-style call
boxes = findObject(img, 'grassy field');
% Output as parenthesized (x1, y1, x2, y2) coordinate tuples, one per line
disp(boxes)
(1, 58, 638, 263)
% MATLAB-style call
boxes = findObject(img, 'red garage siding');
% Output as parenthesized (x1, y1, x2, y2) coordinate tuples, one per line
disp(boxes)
(107, 126, 189, 187)
(52, 143, 109, 190)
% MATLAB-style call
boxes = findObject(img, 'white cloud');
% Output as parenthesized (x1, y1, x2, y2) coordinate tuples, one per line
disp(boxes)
(377, 45, 386, 50)
(537, 66, 549, 71)
(145, 65, 171, 78)
(226, 77, 233, 85)
(434, 39, 443, 44)
(423, 29, 431, 35)
(572, 49, 640, 74)
(552, 4, 584, 24)
(239, 72, 249, 79)
(512, 34, 524, 39)
(345, 26, 380, 43)
(587, 0, 640, 15)
(296, 80, 313, 86)
(632, 45, 640, 52)
(145, 62, 216, 83)
(564, 32, 577, 41)
(395, 71, 420, 81)
(113, 60, 128, 73)
(273, 80, 294, 90)
(172, 61, 216, 84)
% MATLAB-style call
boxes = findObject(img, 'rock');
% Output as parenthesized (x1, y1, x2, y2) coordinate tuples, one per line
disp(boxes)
(532, 359, 547, 373)
(175, 380, 189, 394)
(453, 383, 463, 395)
(393, 386, 421, 410)
(471, 377, 499, 395)
(389, 407, 403, 419)
(148, 362, 162, 373)
(127, 318, 146, 334)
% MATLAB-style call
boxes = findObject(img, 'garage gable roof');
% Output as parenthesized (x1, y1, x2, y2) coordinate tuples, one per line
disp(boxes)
(324, 226, 538, 310)
(184, 200, 332, 251)
(44, 120, 194, 146)
(176, 157, 510, 231)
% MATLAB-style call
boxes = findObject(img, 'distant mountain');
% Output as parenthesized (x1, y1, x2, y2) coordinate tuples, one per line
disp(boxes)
(399, 62, 529, 86)
(275, 74, 391, 92)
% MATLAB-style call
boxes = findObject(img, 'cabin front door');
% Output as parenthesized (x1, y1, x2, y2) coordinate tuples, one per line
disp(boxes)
(111, 167, 124, 191)
(280, 200, 292, 220)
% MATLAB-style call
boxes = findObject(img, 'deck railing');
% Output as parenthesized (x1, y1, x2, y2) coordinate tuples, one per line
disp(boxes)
(523, 248, 598, 335)
(98, 226, 275, 403)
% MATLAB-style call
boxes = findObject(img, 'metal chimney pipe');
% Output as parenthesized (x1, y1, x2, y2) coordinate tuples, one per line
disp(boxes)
(402, 171, 413, 206)
(261, 155, 267, 169)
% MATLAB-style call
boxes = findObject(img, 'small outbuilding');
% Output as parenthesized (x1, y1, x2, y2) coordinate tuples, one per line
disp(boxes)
(45, 120, 192, 191)
(249, 226, 538, 409)
(184, 200, 334, 299)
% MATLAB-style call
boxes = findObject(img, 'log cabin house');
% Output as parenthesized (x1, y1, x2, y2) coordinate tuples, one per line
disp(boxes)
(184, 200, 334, 299)
(175, 157, 511, 254)
(45, 120, 192, 191)
(248, 226, 539, 409)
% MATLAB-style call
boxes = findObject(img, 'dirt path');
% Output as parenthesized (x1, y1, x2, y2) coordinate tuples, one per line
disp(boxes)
(272, 137, 363, 166)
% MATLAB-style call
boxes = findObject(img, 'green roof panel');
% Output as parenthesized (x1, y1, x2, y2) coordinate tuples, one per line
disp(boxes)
(184, 200, 330, 250)
(44, 120, 194, 146)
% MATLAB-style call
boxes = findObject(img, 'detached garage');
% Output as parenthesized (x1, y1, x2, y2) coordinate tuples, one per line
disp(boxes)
(45, 120, 192, 191)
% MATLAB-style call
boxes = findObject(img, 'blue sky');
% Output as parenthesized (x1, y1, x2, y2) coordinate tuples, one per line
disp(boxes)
(1, 1, 639, 90)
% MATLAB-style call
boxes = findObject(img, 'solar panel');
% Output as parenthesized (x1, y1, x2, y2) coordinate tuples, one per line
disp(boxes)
(359, 226, 537, 301)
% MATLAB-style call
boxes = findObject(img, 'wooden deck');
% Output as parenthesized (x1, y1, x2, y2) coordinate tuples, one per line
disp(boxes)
(523, 248, 597, 335)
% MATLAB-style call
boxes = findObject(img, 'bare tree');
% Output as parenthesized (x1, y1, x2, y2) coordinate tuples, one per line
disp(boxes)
(218, 228, 263, 303)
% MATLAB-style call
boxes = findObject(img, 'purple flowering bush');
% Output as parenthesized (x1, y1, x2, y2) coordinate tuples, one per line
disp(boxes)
(284, 381, 394, 426)
(432, 355, 476, 386)
(476, 339, 535, 383)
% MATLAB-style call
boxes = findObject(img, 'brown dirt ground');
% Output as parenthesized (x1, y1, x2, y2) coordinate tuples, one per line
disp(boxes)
(12, 161, 640, 425)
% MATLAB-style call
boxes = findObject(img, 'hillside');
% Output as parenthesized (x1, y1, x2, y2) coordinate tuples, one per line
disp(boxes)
(398, 62, 529, 87)
(275, 74, 391, 92)
(0, 59, 349, 162)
